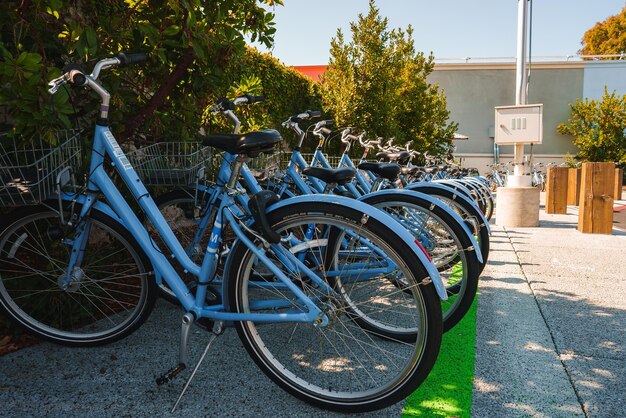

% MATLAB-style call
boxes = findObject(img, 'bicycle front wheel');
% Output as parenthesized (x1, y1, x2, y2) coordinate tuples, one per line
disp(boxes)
(227, 201, 442, 412)
(362, 193, 480, 332)
(0, 204, 156, 346)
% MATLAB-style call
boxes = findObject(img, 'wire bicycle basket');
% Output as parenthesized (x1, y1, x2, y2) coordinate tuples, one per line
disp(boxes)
(246, 152, 282, 182)
(126, 142, 211, 187)
(0, 130, 82, 207)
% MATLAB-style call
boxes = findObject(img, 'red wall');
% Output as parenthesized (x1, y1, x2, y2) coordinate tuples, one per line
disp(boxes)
(292, 65, 327, 82)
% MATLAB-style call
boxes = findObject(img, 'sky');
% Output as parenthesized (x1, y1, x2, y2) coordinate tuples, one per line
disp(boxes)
(254, 0, 626, 65)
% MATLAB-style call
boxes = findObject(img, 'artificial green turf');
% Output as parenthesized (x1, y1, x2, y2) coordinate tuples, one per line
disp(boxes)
(402, 295, 478, 417)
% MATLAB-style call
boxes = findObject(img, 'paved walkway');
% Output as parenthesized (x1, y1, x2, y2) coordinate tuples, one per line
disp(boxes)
(473, 198, 626, 417)
(0, 298, 405, 417)
(1, 197, 625, 417)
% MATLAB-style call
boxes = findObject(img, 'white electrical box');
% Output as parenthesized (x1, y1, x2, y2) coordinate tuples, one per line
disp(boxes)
(494, 104, 543, 144)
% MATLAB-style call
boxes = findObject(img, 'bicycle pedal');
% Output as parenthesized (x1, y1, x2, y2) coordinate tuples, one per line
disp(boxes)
(156, 363, 186, 386)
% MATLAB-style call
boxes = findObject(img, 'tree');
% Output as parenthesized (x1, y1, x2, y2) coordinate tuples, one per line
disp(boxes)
(318, 1, 456, 156)
(579, 6, 626, 57)
(204, 47, 320, 142)
(0, 0, 282, 143)
(557, 88, 626, 164)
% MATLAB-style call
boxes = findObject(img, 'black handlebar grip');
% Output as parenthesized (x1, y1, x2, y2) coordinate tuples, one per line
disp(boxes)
(116, 52, 148, 67)
(307, 110, 322, 118)
(61, 63, 85, 87)
(323, 120, 334, 127)
(244, 94, 265, 104)
(217, 97, 235, 111)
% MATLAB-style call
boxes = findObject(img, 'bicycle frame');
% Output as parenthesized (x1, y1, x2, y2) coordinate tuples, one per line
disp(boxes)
(60, 124, 346, 325)
(60, 124, 449, 329)
(278, 145, 483, 265)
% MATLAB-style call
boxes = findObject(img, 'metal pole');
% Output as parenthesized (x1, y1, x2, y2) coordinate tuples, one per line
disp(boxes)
(513, 0, 529, 179)
(495, 0, 539, 228)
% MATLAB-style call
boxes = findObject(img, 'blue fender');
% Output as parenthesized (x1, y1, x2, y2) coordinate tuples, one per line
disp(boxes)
(266, 194, 447, 300)
(405, 182, 491, 235)
(431, 179, 474, 200)
(358, 189, 483, 264)
(462, 176, 495, 203)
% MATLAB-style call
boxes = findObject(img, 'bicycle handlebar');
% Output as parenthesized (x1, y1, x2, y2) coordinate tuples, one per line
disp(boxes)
(312, 120, 334, 137)
(361, 139, 381, 150)
(239, 94, 265, 105)
(48, 52, 147, 94)
(292, 110, 321, 122)
(115, 52, 148, 67)
(341, 130, 361, 144)
(282, 110, 323, 129)
(209, 94, 266, 113)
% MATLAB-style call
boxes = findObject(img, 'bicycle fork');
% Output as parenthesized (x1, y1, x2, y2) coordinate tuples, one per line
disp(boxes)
(57, 193, 98, 292)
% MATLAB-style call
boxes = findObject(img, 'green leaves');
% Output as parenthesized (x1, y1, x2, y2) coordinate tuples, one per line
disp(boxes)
(202, 47, 319, 142)
(0, 0, 283, 143)
(557, 88, 626, 164)
(318, 0, 456, 156)
(162, 25, 181, 37)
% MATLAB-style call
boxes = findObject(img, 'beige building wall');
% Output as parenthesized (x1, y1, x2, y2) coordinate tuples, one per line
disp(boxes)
(428, 62, 584, 174)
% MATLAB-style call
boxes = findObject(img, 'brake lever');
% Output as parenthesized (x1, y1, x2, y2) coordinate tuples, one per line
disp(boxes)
(48, 75, 67, 94)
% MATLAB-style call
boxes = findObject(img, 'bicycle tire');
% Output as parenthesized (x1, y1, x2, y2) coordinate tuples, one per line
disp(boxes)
(405, 184, 490, 274)
(360, 192, 480, 332)
(0, 203, 156, 346)
(227, 201, 442, 412)
(468, 179, 494, 221)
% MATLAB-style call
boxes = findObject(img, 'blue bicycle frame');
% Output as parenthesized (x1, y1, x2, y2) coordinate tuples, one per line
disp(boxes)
(60, 125, 336, 325)
(279, 146, 483, 264)
(60, 125, 448, 328)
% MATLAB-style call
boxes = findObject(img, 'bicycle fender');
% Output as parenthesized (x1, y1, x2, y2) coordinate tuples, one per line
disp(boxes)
(358, 189, 484, 264)
(463, 176, 495, 204)
(430, 179, 474, 200)
(405, 182, 491, 235)
(266, 194, 447, 300)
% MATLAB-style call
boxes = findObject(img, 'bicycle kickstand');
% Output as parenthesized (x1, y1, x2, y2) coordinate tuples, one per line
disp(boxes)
(171, 319, 224, 413)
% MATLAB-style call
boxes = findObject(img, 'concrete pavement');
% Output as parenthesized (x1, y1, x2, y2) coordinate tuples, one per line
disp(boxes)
(473, 196, 626, 417)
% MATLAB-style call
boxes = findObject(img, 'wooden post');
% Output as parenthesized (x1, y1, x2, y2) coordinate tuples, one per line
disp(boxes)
(567, 168, 582, 206)
(613, 168, 624, 200)
(578, 162, 615, 234)
(545, 166, 568, 214)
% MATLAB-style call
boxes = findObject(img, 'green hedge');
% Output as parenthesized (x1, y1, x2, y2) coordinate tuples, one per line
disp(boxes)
(206, 47, 321, 149)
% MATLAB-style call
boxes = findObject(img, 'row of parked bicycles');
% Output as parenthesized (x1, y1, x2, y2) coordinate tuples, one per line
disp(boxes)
(487, 160, 563, 191)
(0, 54, 494, 412)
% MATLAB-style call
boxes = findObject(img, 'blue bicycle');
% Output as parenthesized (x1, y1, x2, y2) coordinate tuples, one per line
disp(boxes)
(0, 54, 445, 412)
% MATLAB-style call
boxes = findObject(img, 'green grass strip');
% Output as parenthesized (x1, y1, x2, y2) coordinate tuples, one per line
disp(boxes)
(402, 293, 478, 417)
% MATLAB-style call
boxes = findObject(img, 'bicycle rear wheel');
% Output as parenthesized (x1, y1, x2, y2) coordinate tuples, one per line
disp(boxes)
(405, 184, 490, 274)
(227, 202, 442, 412)
(0, 203, 156, 346)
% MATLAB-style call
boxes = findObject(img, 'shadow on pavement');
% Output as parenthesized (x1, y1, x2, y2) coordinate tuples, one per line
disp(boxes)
(473, 273, 625, 418)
